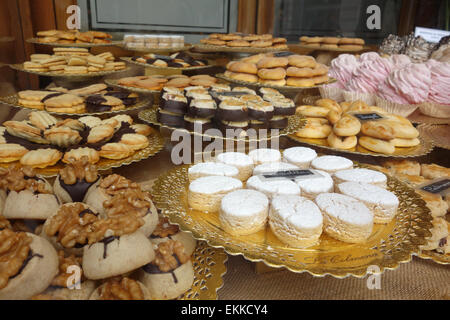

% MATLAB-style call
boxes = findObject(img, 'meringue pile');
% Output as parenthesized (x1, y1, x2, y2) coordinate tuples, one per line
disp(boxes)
(327, 52, 450, 106)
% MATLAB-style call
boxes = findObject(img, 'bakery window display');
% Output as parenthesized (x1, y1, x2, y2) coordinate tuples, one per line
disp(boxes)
(291, 98, 433, 157)
(197, 33, 288, 52)
(123, 52, 210, 70)
(152, 148, 433, 276)
(298, 36, 365, 51)
(1, 83, 149, 115)
(0, 161, 226, 299)
(0, 111, 163, 175)
(220, 53, 331, 89)
(10, 49, 127, 76)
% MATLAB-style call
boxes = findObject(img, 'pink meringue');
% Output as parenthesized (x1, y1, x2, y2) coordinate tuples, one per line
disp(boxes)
(388, 54, 412, 70)
(359, 52, 381, 62)
(328, 54, 360, 87)
(377, 80, 410, 104)
(345, 57, 393, 93)
(428, 60, 450, 105)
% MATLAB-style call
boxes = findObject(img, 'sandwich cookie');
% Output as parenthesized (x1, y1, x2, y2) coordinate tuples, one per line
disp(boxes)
(220, 189, 269, 236)
(269, 195, 323, 248)
(216, 152, 254, 181)
(315, 193, 374, 243)
(337, 182, 399, 224)
(188, 176, 243, 213)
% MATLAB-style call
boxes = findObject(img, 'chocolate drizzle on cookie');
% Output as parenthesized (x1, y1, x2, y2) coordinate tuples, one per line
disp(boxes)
(10, 250, 43, 280)
(99, 235, 120, 259)
(59, 177, 100, 203)
(4, 131, 60, 151)
(40, 92, 64, 103)
(142, 255, 181, 284)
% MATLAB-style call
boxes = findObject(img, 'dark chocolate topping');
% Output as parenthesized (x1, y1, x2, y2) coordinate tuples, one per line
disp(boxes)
(142, 254, 181, 283)
(40, 92, 64, 103)
(10, 250, 43, 280)
(4, 131, 60, 151)
(59, 176, 100, 203)
(99, 236, 120, 259)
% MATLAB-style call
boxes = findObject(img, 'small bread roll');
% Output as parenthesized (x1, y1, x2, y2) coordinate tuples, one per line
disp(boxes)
(360, 121, 395, 140)
(333, 115, 361, 137)
(256, 57, 289, 69)
(257, 68, 287, 80)
(296, 122, 332, 139)
(296, 106, 330, 118)
(327, 132, 357, 150)
(359, 136, 395, 154)
(391, 138, 420, 148)
(226, 61, 258, 74)
(315, 99, 342, 114)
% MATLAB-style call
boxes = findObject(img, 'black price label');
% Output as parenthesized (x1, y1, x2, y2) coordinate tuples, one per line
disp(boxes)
(353, 113, 384, 121)
(214, 91, 250, 97)
(259, 169, 323, 182)
(273, 51, 295, 57)
(421, 179, 450, 195)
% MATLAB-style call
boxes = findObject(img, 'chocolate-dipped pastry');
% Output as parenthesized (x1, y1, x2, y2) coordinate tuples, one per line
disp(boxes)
(4, 131, 60, 151)
(248, 119, 269, 130)
(184, 116, 213, 133)
(217, 119, 249, 133)
(85, 94, 124, 113)
(216, 99, 248, 122)
(272, 97, 296, 116)
(247, 101, 274, 121)
(187, 99, 216, 119)
(209, 83, 231, 93)
(269, 115, 289, 129)
(157, 109, 185, 128)
(40, 92, 64, 103)
(232, 87, 257, 95)
(104, 91, 139, 106)
(53, 157, 100, 204)
(159, 93, 188, 115)
(185, 89, 211, 105)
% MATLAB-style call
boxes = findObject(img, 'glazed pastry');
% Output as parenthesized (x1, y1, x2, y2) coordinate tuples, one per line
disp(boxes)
(1, 165, 59, 220)
(220, 189, 269, 236)
(270, 195, 323, 248)
(53, 157, 100, 204)
(0, 230, 58, 300)
(90, 277, 151, 300)
(138, 240, 194, 300)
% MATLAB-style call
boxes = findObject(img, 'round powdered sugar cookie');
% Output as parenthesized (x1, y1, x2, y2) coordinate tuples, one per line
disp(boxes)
(220, 189, 269, 236)
(246, 175, 300, 199)
(270, 195, 323, 248)
(315, 193, 373, 243)
(188, 176, 243, 213)
(334, 168, 387, 189)
(311, 155, 353, 175)
(188, 162, 239, 182)
(337, 182, 399, 224)
(216, 152, 254, 181)
(283, 147, 317, 169)
(248, 148, 281, 166)
(295, 170, 334, 200)
(252, 162, 299, 176)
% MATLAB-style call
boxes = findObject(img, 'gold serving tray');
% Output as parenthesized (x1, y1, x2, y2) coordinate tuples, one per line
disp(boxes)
(291, 43, 369, 52)
(194, 43, 285, 54)
(181, 241, 228, 300)
(0, 95, 152, 117)
(408, 109, 450, 125)
(417, 250, 450, 265)
(0, 130, 165, 178)
(118, 43, 193, 54)
(138, 107, 306, 142)
(417, 124, 450, 150)
(288, 135, 434, 158)
(26, 38, 124, 48)
(9, 64, 129, 79)
(152, 164, 433, 278)
(121, 57, 214, 71)
(216, 73, 337, 92)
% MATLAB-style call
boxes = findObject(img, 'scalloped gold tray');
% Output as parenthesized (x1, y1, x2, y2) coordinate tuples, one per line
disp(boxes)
(9, 64, 129, 79)
(119, 43, 193, 54)
(181, 241, 228, 300)
(0, 130, 165, 177)
(26, 38, 124, 48)
(121, 57, 214, 71)
(194, 43, 285, 53)
(288, 135, 434, 158)
(138, 107, 306, 142)
(417, 124, 450, 150)
(0, 95, 152, 117)
(408, 109, 450, 125)
(216, 73, 337, 92)
(418, 250, 450, 265)
(152, 164, 433, 278)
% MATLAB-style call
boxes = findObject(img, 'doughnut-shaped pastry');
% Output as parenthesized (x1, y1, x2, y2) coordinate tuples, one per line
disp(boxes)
(327, 132, 357, 150)
(288, 55, 317, 68)
(358, 136, 395, 154)
(257, 68, 287, 80)
(256, 57, 289, 69)
(226, 61, 258, 74)
(286, 77, 316, 87)
(286, 67, 315, 78)
(333, 115, 361, 137)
